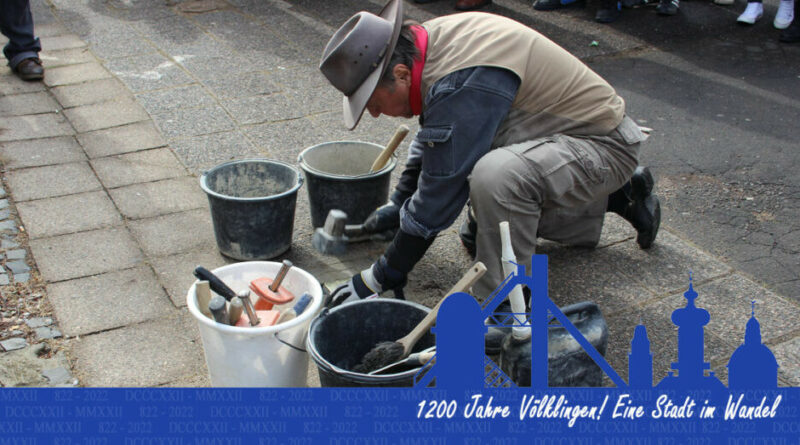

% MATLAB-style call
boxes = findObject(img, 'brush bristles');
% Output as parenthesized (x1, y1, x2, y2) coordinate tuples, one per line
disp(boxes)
(352, 341, 404, 374)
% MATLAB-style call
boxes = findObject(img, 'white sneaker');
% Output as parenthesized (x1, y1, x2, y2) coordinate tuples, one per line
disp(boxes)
(714, 0, 734, 5)
(737, 2, 763, 24)
(774, 0, 794, 29)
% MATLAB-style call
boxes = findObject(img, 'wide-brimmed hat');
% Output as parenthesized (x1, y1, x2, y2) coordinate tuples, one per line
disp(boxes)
(319, 0, 404, 130)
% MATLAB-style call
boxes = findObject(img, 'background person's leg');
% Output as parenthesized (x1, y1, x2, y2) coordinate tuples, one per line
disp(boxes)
(0, 0, 42, 69)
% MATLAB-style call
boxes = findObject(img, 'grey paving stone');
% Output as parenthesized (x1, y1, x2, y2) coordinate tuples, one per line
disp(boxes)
(153, 106, 235, 139)
(29, 227, 143, 282)
(243, 116, 327, 165)
(43, 367, 73, 385)
(91, 147, 186, 189)
(41, 35, 86, 51)
(43, 62, 112, 87)
(14, 273, 30, 283)
(202, 71, 279, 100)
(6, 162, 102, 201)
(63, 96, 150, 133)
(135, 84, 216, 115)
(39, 47, 95, 68)
(0, 72, 46, 95)
(0, 275, 9, 285)
(0, 209, 9, 220)
(1, 238, 19, 249)
(5, 249, 26, 260)
(0, 136, 86, 169)
(128, 209, 215, 258)
(0, 92, 60, 117)
(150, 249, 231, 307)
(2, 330, 23, 339)
(0, 338, 27, 352)
(77, 121, 166, 158)
(172, 53, 251, 81)
(284, 85, 341, 116)
(50, 78, 129, 108)
(0, 199, 7, 209)
(26, 317, 53, 328)
(697, 274, 800, 344)
(222, 93, 303, 126)
(0, 220, 18, 234)
(72, 312, 204, 387)
(86, 28, 156, 60)
(169, 130, 260, 173)
(35, 327, 62, 340)
(0, 186, 4, 198)
(127, 14, 205, 54)
(772, 337, 800, 386)
(16, 191, 121, 239)
(268, 64, 328, 92)
(109, 176, 207, 220)
(106, 53, 194, 93)
(6, 260, 30, 274)
(0, 114, 74, 142)
(33, 23, 69, 38)
(47, 266, 175, 336)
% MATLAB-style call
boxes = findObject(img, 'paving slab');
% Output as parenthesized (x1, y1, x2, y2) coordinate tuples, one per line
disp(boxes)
(109, 176, 207, 220)
(222, 93, 303, 126)
(0, 72, 46, 95)
(201, 71, 280, 100)
(43, 62, 112, 87)
(34, 327, 62, 340)
(168, 130, 260, 173)
(0, 92, 60, 117)
(150, 248, 232, 306)
(39, 47, 95, 68)
(16, 190, 122, 239)
(90, 147, 187, 188)
(0, 221, 19, 234)
(105, 53, 194, 93)
(50, 78, 129, 108)
(63, 96, 150, 133)
(772, 337, 800, 386)
(41, 34, 87, 51)
(0, 113, 74, 142)
(152, 105, 236, 139)
(5, 162, 102, 202)
(29, 227, 144, 282)
(77, 121, 166, 158)
(47, 266, 175, 336)
(0, 136, 85, 170)
(26, 317, 54, 328)
(85, 28, 157, 60)
(135, 84, 216, 115)
(0, 337, 27, 352)
(128, 209, 215, 258)
(71, 312, 204, 387)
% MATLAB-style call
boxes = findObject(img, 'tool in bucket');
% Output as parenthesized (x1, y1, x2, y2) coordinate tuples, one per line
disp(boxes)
(194, 265, 280, 328)
(312, 209, 394, 256)
(370, 124, 410, 173)
(353, 262, 487, 373)
(368, 346, 436, 376)
(251, 260, 295, 310)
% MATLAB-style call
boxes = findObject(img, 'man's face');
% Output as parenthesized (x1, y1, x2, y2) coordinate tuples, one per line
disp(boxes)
(365, 64, 412, 119)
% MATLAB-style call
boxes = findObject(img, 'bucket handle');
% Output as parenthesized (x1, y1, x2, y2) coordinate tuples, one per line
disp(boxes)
(274, 331, 306, 353)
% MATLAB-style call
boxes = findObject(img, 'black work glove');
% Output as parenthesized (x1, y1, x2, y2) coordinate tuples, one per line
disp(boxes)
(328, 256, 408, 307)
(363, 202, 400, 235)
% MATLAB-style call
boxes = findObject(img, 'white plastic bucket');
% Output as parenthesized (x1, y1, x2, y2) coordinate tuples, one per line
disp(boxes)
(186, 261, 323, 387)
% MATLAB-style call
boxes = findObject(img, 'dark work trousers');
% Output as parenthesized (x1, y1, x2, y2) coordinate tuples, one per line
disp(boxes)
(0, 0, 41, 69)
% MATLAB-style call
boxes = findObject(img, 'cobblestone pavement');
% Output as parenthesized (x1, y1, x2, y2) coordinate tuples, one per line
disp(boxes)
(0, 0, 798, 387)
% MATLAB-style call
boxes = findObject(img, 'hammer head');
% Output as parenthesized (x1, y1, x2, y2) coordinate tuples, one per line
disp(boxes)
(312, 209, 348, 255)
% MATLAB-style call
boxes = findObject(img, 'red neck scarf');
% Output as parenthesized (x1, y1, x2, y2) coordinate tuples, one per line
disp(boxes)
(409, 25, 428, 116)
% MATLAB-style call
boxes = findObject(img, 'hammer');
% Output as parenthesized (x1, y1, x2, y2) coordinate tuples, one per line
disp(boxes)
(312, 209, 393, 255)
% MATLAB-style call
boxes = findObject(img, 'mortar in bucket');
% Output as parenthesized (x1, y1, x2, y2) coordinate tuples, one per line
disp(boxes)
(307, 299, 435, 387)
(186, 261, 323, 387)
(298, 141, 396, 228)
(200, 159, 303, 260)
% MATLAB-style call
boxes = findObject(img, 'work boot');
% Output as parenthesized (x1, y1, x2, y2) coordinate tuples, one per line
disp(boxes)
(455, 0, 492, 10)
(607, 166, 661, 249)
(656, 0, 679, 15)
(596, 0, 621, 22)
(533, 0, 586, 11)
(12, 58, 44, 81)
(459, 204, 478, 258)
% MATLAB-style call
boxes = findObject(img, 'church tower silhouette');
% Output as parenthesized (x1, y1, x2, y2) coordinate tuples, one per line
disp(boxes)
(727, 301, 779, 389)
(628, 324, 653, 388)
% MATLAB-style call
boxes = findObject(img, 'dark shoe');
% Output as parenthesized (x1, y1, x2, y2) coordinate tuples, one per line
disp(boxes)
(485, 301, 513, 355)
(12, 58, 44, 81)
(458, 206, 477, 258)
(780, 19, 800, 42)
(608, 166, 661, 249)
(533, 0, 586, 11)
(656, 0, 679, 15)
(455, 0, 491, 10)
(595, 0, 621, 22)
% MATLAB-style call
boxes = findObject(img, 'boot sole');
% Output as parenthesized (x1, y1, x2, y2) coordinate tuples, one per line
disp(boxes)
(637, 194, 661, 249)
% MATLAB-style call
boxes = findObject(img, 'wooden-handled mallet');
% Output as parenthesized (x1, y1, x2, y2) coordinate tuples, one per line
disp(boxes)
(369, 124, 410, 173)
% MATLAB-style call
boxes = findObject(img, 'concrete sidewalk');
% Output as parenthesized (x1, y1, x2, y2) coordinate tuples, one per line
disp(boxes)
(0, 0, 798, 387)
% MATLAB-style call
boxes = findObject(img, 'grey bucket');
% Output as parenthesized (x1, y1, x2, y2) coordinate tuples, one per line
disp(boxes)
(307, 299, 435, 387)
(200, 159, 303, 261)
(297, 141, 396, 228)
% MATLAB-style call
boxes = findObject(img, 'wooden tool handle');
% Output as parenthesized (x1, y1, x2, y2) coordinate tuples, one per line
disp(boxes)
(398, 262, 487, 355)
(369, 125, 410, 173)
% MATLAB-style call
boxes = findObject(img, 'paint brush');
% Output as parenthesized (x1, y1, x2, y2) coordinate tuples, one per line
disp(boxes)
(276, 292, 312, 324)
(368, 347, 436, 375)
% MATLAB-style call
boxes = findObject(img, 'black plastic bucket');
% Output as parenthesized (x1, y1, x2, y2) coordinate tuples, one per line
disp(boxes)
(298, 141, 396, 228)
(307, 299, 435, 387)
(200, 159, 303, 260)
